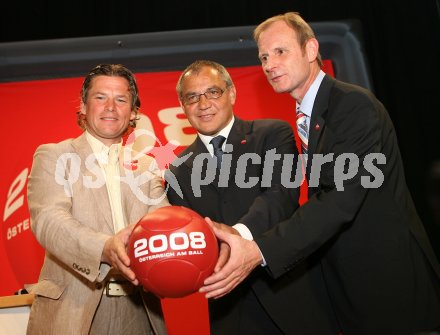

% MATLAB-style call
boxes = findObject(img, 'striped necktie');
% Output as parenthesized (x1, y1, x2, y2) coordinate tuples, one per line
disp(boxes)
(296, 107, 309, 154)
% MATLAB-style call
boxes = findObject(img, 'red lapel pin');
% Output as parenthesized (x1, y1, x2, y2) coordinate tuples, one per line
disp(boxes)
(124, 159, 138, 171)
(241, 139, 247, 144)
(315, 124, 320, 131)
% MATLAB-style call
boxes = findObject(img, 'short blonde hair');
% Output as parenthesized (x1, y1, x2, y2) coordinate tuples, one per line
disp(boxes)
(254, 12, 322, 68)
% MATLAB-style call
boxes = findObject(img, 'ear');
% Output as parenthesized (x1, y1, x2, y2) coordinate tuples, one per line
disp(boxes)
(305, 38, 319, 63)
(130, 109, 136, 121)
(80, 101, 86, 115)
(228, 86, 237, 105)
(178, 99, 187, 113)
(178, 99, 191, 119)
(178, 98, 184, 110)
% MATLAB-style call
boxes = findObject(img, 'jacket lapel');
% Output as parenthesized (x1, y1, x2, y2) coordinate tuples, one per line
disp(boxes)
(308, 75, 333, 157)
(119, 148, 150, 225)
(218, 118, 252, 193)
(181, 137, 219, 193)
(227, 118, 252, 167)
(182, 118, 251, 194)
(306, 75, 334, 193)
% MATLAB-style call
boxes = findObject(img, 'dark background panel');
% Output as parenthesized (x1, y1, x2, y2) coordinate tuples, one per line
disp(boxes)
(1, 0, 439, 255)
(0, 21, 371, 86)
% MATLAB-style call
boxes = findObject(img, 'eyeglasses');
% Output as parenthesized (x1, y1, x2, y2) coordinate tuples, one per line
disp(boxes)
(181, 87, 228, 105)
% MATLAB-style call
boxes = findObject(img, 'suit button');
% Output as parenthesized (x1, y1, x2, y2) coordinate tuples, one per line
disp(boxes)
(95, 282, 103, 290)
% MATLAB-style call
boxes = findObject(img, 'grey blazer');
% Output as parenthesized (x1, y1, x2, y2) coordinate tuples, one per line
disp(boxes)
(27, 133, 169, 335)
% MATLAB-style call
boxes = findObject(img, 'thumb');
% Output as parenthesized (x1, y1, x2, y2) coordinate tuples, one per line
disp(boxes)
(211, 224, 230, 242)
(126, 222, 137, 234)
(204, 216, 214, 228)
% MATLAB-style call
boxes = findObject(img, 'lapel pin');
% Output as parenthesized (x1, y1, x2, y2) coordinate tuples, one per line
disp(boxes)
(315, 124, 320, 131)
(240, 139, 247, 144)
(124, 159, 138, 171)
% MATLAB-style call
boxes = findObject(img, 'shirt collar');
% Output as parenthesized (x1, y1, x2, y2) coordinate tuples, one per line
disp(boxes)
(198, 116, 235, 149)
(296, 70, 325, 118)
(85, 131, 122, 164)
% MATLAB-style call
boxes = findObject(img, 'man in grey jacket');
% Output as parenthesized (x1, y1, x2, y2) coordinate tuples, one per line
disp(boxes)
(27, 64, 169, 335)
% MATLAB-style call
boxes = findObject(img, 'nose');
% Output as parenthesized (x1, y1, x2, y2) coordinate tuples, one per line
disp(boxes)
(197, 94, 211, 109)
(263, 58, 275, 73)
(105, 100, 116, 112)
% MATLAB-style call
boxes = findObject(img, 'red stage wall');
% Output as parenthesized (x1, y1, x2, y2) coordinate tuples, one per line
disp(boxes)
(0, 63, 333, 334)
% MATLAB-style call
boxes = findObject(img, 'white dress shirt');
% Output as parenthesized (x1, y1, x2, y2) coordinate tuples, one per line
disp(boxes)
(85, 131, 125, 233)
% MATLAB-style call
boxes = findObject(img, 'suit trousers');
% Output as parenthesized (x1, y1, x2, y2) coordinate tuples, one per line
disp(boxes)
(89, 291, 153, 335)
(210, 284, 284, 335)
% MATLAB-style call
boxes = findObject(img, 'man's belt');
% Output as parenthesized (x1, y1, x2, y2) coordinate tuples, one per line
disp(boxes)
(104, 280, 135, 297)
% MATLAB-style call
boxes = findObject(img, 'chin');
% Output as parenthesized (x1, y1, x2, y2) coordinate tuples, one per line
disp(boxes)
(201, 130, 217, 136)
(270, 83, 286, 93)
(198, 127, 219, 136)
(273, 87, 290, 94)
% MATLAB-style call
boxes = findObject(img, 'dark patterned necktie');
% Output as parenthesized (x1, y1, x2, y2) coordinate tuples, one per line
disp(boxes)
(210, 135, 226, 169)
(296, 108, 309, 154)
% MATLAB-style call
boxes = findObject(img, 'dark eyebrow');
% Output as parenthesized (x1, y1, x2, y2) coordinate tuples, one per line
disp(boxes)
(184, 85, 222, 96)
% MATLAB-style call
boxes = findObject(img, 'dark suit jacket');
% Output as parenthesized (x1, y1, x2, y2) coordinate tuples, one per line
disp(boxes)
(256, 75, 440, 335)
(166, 117, 339, 334)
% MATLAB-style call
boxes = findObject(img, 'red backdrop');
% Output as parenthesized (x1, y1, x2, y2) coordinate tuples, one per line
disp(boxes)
(0, 63, 333, 334)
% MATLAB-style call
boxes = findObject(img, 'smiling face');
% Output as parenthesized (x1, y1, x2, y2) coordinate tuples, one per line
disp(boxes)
(257, 20, 319, 102)
(179, 66, 236, 136)
(80, 75, 135, 146)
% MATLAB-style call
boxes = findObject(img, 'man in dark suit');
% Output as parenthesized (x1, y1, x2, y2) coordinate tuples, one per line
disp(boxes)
(165, 60, 339, 334)
(200, 13, 440, 335)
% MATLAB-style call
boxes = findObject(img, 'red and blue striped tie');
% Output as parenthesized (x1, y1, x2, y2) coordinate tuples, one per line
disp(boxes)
(296, 108, 309, 154)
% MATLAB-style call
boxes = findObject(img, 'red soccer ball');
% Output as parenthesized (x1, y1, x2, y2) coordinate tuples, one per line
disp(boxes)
(128, 206, 219, 298)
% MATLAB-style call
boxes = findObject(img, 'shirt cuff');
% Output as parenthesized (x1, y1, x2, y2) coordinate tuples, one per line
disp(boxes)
(233, 223, 253, 240)
(233, 223, 267, 267)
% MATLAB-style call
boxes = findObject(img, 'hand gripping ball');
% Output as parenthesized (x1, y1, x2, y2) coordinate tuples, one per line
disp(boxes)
(128, 206, 219, 298)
